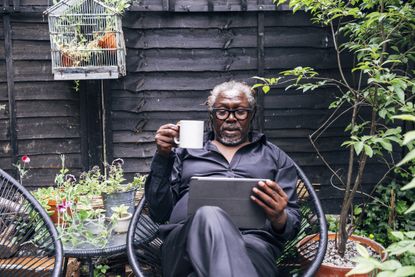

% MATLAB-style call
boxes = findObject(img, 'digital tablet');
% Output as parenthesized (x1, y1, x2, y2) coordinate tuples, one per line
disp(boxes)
(188, 177, 266, 229)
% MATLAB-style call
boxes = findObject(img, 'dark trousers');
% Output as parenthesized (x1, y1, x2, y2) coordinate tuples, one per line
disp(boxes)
(161, 206, 279, 277)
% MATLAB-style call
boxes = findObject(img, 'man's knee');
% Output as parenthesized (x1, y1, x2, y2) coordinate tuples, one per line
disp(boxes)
(192, 206, 231, 228)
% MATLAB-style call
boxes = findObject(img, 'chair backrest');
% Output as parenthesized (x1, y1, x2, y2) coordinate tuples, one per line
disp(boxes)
(0, 169, 63, 277)
(275, 163, 328, 277)
(127, 162, 327, 277)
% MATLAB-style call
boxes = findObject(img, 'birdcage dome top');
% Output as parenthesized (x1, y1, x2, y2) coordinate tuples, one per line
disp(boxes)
(44, 0, 118, 16)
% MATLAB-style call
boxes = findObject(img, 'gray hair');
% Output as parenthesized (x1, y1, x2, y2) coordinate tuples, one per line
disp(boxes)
(207, 81, 256, 111)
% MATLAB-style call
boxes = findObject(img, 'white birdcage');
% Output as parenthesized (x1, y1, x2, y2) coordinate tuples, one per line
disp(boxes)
(44, 0, 127, 80)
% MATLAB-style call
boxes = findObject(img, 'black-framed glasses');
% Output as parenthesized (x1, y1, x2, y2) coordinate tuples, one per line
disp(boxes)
(211, 108, 253, 120)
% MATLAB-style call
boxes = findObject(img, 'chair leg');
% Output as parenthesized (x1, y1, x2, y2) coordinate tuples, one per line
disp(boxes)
(62, 257, 69, 277)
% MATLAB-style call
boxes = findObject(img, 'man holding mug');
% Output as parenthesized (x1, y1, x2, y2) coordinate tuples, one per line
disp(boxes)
(145, 81, 300, 277)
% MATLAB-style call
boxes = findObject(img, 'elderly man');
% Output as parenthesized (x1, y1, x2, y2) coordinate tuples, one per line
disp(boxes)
(145, 81, 300, 277)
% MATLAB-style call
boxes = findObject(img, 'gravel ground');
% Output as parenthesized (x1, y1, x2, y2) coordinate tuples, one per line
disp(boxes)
(322, 240, 381, 267)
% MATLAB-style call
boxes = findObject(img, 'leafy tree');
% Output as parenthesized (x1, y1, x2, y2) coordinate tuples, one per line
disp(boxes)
(254, 0, 415, 257)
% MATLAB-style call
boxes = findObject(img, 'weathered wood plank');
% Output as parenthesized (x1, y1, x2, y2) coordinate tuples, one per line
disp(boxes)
(129, 0, 290, 11)
(112, 97, 207, 113)
(0, 61, 53, 82)
(14, 82, 78, 101)
(123, 11, 315, 29)
(16, 100, 79, 118)
(16, 117, 80, 139)
(126, 47, 337, 72)
(11, 21, 49, 41)
(18, 138, 81, 155)
(0, 119, 9, 139)
(263, 109, 356, 129)
(111, 113, 208, 132)
(0, 157, 12, 170)
(0, 84, 9, 100)
(20, 168, 83, 188)
(113, 143, 156, 159)
(115, 71, 259, 92)
(113, 131, 155, 143)
(2, 40, 51, 60)
(262, 89, 337, 109)
(125, 27, 330, 49)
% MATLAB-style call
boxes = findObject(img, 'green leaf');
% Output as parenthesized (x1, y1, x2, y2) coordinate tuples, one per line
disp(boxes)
(397, 149, 415, 167)
(354, 141, 364, 155)
(356, 243, 370, 258)
(401, 177, 415, 191)
(377, 272, 395, 277)
(404, 202, 415, 214)
(394, 266, 415, 277)
(379, 260, 401, 271)
(364, 145, 373, 157)
(380, 140, 393, 152)
(403, 130, 415, 145)
(346, 262, 374, 276)
(391, 231, 405, 240)
(262, 85, 270, 94)
(392, 114, 415, 122)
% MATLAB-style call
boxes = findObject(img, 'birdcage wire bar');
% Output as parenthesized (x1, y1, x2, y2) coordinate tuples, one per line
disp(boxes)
(46, 0, 126, 80)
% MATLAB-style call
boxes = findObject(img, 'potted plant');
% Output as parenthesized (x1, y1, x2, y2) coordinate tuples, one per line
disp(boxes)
(101, 158, 146, 218)
(97, 0, 131, 49)
(110, 204, 132, 233)
(254, 0, 414, 275)
(32, 155, 77, 225)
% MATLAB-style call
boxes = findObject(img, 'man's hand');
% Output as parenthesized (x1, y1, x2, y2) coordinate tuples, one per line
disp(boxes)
(155, 123, 179, 157)
(251, 180, 288, 232)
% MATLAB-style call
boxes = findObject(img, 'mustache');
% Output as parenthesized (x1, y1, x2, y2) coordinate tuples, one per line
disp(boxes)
(220, 124, 242, 131)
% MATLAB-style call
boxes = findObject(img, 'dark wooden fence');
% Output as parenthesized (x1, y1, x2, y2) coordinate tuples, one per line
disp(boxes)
(0, 0, 391, 212)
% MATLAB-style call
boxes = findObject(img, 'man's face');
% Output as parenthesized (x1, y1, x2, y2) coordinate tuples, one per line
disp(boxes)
(211, 91, 252, 146)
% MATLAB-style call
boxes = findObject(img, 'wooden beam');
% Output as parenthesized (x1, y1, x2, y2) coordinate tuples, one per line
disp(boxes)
(102, 80, 113, 166)
(241, 0, 248, 11)
(207, 0, 214, 12)
(79, 81, 89, 171)
(256, 12, 265, 133)
(3, 12, 18, 172)
(168, 0, 175, 12)
(162, 0, 169, 11)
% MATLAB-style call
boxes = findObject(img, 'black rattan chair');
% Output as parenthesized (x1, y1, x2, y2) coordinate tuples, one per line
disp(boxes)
(127, 162, 327, 277)
(0, 169, 63, 277)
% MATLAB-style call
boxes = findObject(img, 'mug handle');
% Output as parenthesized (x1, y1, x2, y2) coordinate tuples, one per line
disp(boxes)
(173, 136, 180, 145)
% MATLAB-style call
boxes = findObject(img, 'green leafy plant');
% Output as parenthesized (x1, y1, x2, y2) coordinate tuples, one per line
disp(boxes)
(94, 264, 110, 277)
(255, 0, 415, 258)
(110, 204, 130, 220)
(101, 158, 146, 194)
(350, 115, 415, 275)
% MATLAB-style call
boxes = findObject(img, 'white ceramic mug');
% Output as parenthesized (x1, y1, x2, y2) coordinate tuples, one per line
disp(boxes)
(174, 120, 204, 149)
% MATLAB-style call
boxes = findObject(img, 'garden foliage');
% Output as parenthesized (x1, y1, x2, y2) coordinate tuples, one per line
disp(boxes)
(254, 0, 415, 259)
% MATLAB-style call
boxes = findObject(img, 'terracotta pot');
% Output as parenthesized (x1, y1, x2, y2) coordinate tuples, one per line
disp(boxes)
(98, 32, 117, 49)
(61, 53, 74, 67)
(298, 233, 386, 277)
(47, 199, 73, 224)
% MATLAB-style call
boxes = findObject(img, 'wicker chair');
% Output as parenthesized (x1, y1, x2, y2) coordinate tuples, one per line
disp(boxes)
(0, 169, 63, 277)
(127, 162, 327, 277)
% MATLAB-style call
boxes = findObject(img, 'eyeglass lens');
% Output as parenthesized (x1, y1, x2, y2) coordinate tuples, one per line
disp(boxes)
(213, 109, 251, 120)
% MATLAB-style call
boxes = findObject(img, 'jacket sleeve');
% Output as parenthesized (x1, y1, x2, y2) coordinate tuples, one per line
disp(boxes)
(265, 145, 301, 242)
(144, 151, 183, 223)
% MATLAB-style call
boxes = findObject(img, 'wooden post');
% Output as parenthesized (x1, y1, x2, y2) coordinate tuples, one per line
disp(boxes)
(3, 7, 18, 172)
(102, 80, 113, 166)
(79, 80, 103, 171)
(256, 11, 265, 133)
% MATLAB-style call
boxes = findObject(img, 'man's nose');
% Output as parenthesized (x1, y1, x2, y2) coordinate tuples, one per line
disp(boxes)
(226, 111, 237, 121)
